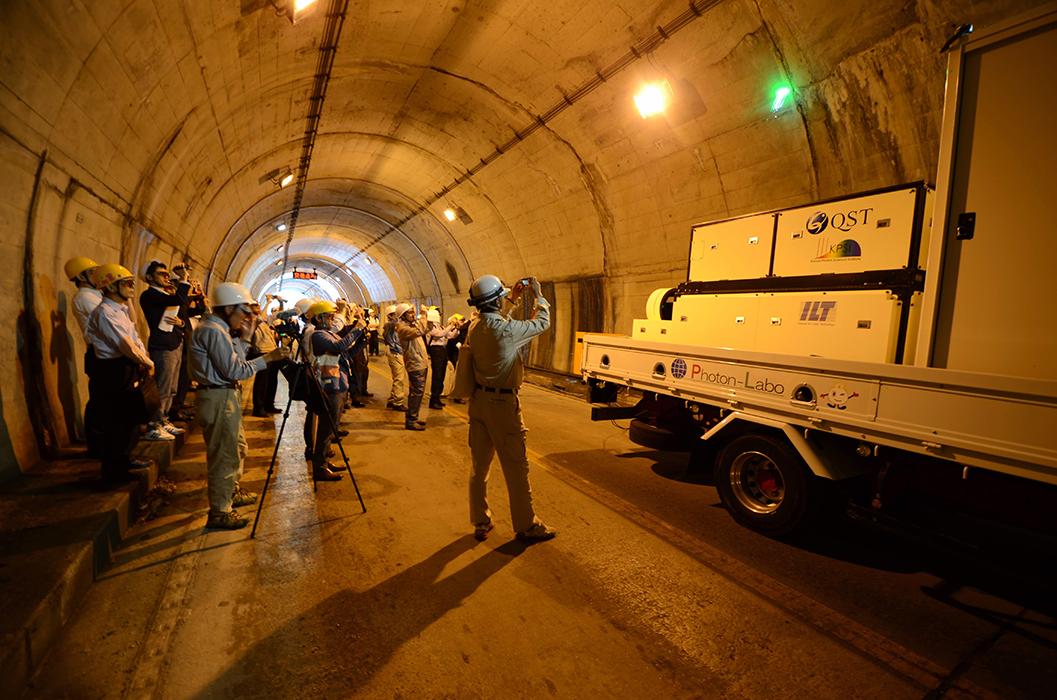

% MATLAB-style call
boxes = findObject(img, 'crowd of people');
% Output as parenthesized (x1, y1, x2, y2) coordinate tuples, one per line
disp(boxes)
(64, 257, 556, 542)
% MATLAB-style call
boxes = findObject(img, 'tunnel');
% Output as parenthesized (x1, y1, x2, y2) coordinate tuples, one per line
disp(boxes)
(3, 1, 1056, 698)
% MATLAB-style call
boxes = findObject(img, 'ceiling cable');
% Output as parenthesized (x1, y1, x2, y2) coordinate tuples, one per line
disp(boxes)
(278, 0, 351, 291)
(341, 0, 721, 266)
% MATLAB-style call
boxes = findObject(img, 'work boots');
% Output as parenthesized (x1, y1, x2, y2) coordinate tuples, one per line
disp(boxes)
(206, 510, 248, 530)
(313, 463, 344, 481)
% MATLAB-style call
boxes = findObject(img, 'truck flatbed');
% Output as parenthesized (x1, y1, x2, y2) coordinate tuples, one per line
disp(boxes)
(581, 334, 1057, 486)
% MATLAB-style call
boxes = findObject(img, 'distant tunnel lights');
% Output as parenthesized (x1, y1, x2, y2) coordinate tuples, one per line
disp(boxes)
(280, 173, 294, 187)
(635, 82, 673, 118)
(443, 209, 457, 222)
(276, 223, 287, 232)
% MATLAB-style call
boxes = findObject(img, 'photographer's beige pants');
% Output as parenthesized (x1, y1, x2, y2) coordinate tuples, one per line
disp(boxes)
(468, 389, 540, 533)
(387, 350, 407, 405)
(195, 387, 247, 514)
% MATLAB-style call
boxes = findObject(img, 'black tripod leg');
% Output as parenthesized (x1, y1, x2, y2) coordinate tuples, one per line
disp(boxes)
(251, 361, 302, 539)
(317, 389, 367, 513)
(329, 428, 367, 513)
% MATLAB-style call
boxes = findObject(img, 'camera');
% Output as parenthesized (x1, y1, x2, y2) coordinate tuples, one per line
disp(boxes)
(274, 319, 302, 339)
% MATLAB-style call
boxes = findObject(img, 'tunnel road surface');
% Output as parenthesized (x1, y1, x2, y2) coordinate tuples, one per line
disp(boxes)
(23, 357, 1056, 699)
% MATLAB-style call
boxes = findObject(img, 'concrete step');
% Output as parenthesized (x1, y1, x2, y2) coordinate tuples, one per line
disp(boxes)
(0, 428, 189, 700)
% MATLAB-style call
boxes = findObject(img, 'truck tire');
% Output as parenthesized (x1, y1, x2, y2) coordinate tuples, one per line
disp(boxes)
(714, 433, 815, 538)
(628, 419, 695, 452)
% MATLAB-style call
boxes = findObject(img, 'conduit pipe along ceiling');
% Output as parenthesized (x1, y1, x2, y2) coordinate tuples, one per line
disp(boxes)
(226, 0, 722, 304)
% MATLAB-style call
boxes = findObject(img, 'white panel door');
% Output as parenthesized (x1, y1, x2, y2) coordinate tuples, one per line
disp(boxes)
(931, 22, 1057, 380)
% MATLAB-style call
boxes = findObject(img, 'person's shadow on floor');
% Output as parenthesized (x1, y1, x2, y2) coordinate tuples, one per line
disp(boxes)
(191, 535, 525, 698)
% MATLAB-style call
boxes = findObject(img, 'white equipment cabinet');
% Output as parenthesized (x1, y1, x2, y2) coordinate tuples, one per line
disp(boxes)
(755, 290, 905, 363)
(772, 186, 925, 277)
(688, 213, 775, 282)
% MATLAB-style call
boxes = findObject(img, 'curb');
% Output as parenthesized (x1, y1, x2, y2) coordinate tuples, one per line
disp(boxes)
(0, 433, 183, 700)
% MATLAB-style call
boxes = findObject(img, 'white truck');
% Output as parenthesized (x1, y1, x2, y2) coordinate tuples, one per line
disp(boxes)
(580, 5, 1057, 539)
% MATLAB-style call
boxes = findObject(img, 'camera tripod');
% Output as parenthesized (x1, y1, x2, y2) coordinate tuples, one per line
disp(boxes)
(251, 336, 366, 538)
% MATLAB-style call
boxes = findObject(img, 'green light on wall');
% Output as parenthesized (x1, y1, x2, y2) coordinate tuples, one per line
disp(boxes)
(771, 87, 792, 113)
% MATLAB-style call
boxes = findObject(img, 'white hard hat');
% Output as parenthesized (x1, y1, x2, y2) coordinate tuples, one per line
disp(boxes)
(139, 260, 164, 282)
(385, 304, 397, 316)
(394, 303, 413, 318)
(467, 275, 508, 307)
(294, 298, 313, 315)
(426, 309, 441, 323)
(212, 282, 254, 308)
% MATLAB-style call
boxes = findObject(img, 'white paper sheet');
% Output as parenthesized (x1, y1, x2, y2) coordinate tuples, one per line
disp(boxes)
(158, 306, 180, 333)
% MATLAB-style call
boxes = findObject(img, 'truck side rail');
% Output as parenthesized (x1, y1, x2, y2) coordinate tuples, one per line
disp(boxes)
(581, 334, 1057, 486)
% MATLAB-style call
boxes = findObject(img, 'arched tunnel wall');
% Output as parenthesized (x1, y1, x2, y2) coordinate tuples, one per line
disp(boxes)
(1, 0, 1046, 480)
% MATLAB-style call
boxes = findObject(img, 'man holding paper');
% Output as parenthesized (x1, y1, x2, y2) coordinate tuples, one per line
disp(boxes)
(139, 260, 189, 441)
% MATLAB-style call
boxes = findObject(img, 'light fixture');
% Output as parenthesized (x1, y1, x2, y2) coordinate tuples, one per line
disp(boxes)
(258, 166, 294, 189)
(276, 223, 287, 232)
(771, 86, 792, 113)
(276, 245, 285, 252)
(275, 260, 282, 265)
(365, 257, 372, 265)
(273, 0, 319, 24)
(443, 206, 473, 225)
(634, 81, 673, 118)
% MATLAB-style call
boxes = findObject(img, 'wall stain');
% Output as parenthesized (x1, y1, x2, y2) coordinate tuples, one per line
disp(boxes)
(20, 150, 59, 460)
(445, 261, 461, 291)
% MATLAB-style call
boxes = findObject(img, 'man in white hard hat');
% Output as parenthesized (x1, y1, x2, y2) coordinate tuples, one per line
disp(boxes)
(464, 275, 556, 542)
(65, 257, 103, 457)
(425, 308, 458, 409)
(394, 303, 429, 430)
(189, 282, 289, 529)
(84, 264, 156, 482)
(382, 305, 407, 411)
(367, 308, 380, 356)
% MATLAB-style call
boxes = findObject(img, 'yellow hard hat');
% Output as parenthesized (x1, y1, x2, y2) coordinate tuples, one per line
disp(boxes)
(64, 257, 98, 281)
(307, 300, 337, 319)
(93, 264, 134, 289)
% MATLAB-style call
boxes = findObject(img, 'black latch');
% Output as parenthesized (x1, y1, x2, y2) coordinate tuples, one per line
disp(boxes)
(956, 212, 976, 240)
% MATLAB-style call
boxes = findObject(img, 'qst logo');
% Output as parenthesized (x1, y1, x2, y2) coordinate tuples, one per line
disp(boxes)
(671, 358, 687, 379)
(806, 211, 829, 234)
(807, 207, 874, 234)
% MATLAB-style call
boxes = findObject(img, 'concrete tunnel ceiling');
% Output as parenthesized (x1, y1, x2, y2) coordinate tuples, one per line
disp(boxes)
(5, 0, 1043, 336)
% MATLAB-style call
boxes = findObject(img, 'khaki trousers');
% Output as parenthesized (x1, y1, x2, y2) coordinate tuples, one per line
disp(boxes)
(386, 350, 407, 405)
(195, 387, 247, 514)
(468, 389, 540, 532)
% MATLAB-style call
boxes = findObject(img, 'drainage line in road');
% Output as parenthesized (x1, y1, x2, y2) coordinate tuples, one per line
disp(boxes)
(920, 607, 1024, 700)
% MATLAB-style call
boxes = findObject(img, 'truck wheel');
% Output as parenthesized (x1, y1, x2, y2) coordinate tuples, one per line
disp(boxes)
(628, 419, 695, 452)
(714, 433, 814, 537)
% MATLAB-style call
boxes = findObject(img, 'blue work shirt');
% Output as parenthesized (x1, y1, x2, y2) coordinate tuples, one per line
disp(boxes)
(383, 319, 402, 354)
